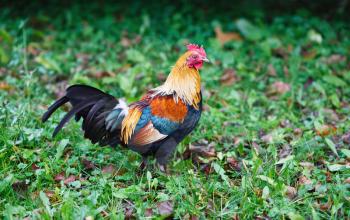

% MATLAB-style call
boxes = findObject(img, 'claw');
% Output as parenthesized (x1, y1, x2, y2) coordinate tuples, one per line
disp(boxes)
(158, 164, 170, 175)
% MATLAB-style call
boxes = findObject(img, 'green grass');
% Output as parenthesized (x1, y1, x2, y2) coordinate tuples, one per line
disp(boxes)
(0, 2, 350, 219)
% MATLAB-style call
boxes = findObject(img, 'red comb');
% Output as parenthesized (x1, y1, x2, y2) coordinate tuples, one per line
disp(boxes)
(186, 44, 206, 57)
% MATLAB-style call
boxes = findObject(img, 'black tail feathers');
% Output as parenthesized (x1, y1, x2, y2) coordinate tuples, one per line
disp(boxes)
(42, 85, 118, 143)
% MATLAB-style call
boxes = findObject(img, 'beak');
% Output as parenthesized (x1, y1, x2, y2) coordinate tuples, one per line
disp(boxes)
(202, 57, 210, 63)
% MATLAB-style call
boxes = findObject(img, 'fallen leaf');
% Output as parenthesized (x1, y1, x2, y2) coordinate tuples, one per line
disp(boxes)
(82, 158, 96, 170)
(322, 54, 346, 64)
(220, 68, 238, 86)
(214, 26, 242, 45)
(100, 210, 108, 217)
(201, 163, 213, 175)
(299, 162, 314, 170)
(12, 180, 29, 192)
(293, 128, 303, 136)
(298, 176, 312, 185)
(341, 132, 350, 145)
(124, 200, 134, 219)
(322, 108, 339, 122)
(44, 190, 55, 198)
(102, 164, 116, 174)
(272, 48, 289, 59)
(27, 43, 41, 56)
(285, 186, 297, 200)
(232, 213, 240, 220)
(304, 77, 314, 89)
(157, 200, 173, 216)
(325, 171, 332, 182)
(314, 199, 333, 211)
(187, 143, 216, 158)
(280, 119, 291, 128)
(255, 215, 271, 220)
(63, 175, 76, 185)
(267, 64, 276, 76)
(91, 71, 116, 79)
(315, 125, 336, 137)
(344, 177, 350, 184)
(283, 65, 289, 77)
(301, 44, 317, 59)
(267, 81, 291, 96)
(227, 157, 241, 171)
(120, 31, 142, 48)
(54, 172, 65, 182)
(31, 163, 40, 171)
(0, 82, 13, 91)
(261, 133, 273, 144)
(145, 208, 153, 217)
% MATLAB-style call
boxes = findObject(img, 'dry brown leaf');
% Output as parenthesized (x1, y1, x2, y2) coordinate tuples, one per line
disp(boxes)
(341, 132, 350, 144)
(54, 172, 65, 182)
(0, 82, 13, 91)
(82, 158, 96, 170)
(188, 143, 216, 158)
(278, 144, 292, 159)
(283, 65, 289, 77)
(293, 128, 303, 136)
(190, 215, 199, 220)
(325, 171, 332, 182)
(285, 186, 297, 199)
(261, 133, 273, 144)
(315, 124, 337, 137)
(124, 200, 134, 219)
(301, 45, 317, 59)
(12, 180, 29, 192)
(145, 208, 153, 217)
(272, 48, 289, 59)
(298, 176, 312, 185)
(314, 199, 333, 211)
(102, 164, 116, 174)
(322, 54, 346, 64)
(280, 119, 291, 128)
(157, 200, 173, 216)
(31, 163, 40, 171)
(214, 26, 242, 45)
(27, 44, 41, 56)
(267, 64, 277, 76)
(227, 157, 241, 171)
(90, 71, 116, 79)
(299, 162, 315, 170)
(267, 81, 291, 96)
(201, 163, 213, 175)
(344, 177, 350, 184)
(120, 31, 142, 47)
(220, 68, 238, 86)
(63, 175, 76, 185)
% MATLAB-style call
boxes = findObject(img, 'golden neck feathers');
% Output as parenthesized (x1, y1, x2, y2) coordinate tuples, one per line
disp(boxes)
(153, 51, 201, 109)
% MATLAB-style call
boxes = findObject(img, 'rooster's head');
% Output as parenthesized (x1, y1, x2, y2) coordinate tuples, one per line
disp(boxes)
(185, 44, 209, 70)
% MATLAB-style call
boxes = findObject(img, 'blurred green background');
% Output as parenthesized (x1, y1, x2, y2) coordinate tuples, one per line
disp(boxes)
(0, 1, 349, 219)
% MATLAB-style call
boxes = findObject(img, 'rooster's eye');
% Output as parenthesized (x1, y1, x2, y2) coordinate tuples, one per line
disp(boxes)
(192, 55, 198, 59)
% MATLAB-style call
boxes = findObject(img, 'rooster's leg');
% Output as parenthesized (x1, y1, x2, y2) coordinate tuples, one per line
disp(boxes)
(139, 156, 148, 170)
(155, 137, 178, 172)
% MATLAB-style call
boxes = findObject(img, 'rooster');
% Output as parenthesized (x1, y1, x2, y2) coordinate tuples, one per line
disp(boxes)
(42, 44, 209, 171)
